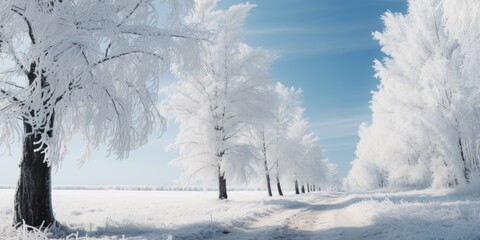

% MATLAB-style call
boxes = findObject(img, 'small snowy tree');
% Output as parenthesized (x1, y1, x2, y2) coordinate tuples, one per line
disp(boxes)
(246, 122, 274, 196)
(0, 0, 201, 227)
(281, 105, 334, 193)
(161, 0, 273, 199)
(248, 83, 335, 196)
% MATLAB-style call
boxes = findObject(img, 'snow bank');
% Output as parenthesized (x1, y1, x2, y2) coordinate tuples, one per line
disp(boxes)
(337, 190, 480, 240)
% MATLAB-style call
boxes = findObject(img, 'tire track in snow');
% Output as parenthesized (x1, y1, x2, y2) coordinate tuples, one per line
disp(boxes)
(219, 192, 359, 240)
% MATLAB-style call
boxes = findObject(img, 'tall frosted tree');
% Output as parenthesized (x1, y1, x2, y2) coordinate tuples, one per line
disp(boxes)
(346, 0, 480, 190)
(246, 110, 275, 196)
(0, 0, 201, 227)
(161, 0, 273, 199)
(246, 84, 279, 197)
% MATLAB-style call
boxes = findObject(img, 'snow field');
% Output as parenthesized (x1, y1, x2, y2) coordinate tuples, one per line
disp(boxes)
(0, 190, 283, 239)
(1, 189, 480, 239)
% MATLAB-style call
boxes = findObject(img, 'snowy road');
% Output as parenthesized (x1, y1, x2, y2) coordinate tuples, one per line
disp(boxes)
(220, 192, 369, 240)
(221, 190, 480, 240)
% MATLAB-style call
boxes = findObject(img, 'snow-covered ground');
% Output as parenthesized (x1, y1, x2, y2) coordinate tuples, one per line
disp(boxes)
(1, 189, 480, 239)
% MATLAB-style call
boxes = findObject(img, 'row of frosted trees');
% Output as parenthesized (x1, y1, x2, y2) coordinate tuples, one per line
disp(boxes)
(160, 1, 338, 199)
(0, 0, 336, 229)
(346, 0, 480, 191)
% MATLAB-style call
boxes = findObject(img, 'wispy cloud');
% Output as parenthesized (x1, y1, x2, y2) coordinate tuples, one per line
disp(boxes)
(245, 22, 375, 37)
(284, 41, 377, 58)
(258, 39, 377, 60)
(245, 26, 327, 36)
(311, 114, 371, 141)
(310, 113, 371, 164)
(321, 141, 359, 152)
(245, 25, 378, 57)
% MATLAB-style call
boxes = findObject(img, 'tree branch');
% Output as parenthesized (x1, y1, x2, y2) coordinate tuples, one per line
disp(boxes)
(119, 27, 210, 42)
(0, 88, 21, 103)
(92, 50, 164, 68)
(10, 7, 36, 45)
(117, 0, 142, 27)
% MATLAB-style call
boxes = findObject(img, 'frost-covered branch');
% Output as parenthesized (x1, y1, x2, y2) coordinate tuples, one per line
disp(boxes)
(0, 0, 202, 167)
(10, 6, 35, 44)
(93, 50, 164, 68)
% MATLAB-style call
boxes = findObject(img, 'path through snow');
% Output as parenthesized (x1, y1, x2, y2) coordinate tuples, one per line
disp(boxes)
(221, 190, 480, 240)
(221, 192, 373, 240)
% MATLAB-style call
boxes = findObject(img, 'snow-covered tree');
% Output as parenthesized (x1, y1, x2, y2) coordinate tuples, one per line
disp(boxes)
(346, 0, 480, 191)
(0, 0, 201, 227)
(161, 0, 273, 199)
(248, 83, 335, 196)
(246, 119, 275, 196)
(268, 83, 303, 196)
(281, 104, 335, 194)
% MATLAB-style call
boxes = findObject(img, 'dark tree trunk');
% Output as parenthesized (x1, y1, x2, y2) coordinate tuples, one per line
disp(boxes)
(265, 169, 272, 197)
(276, 176, 283, 196)
(218, 172, 228, 200)
(275, 161, 283, 196)
(262, 133, 272, 197)
(459, 138, 470, 183)
(312, 184, 316, 192)
(301, 185, 305, 193)
(14, 62, 56, 228)
(14, 120, 55, 228)
(294, 179, 300, 195)
(307, 183, 310, 193)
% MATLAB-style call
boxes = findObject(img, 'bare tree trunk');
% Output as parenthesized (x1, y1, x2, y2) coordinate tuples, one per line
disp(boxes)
(262, 132, 272, 197)
(301, 185, 305, 193)
(276, 176, 283, 196)
(14, 119, 55, 228)
(218, 166, 228, 200)
(265, 168, 272, 197)
(459, 138, 470, 183)
(275, 162, 283, 196)
(14, 63, 56, 228)
(312, 184, 316, 192)
(294, 179, 300, 195)
(307, 183, 310, 193)
(218, 174, 228, 200)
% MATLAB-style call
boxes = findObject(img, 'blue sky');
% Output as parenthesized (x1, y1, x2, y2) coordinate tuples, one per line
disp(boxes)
(235, 0, 407, 178)
(0, 0, 407, 186)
